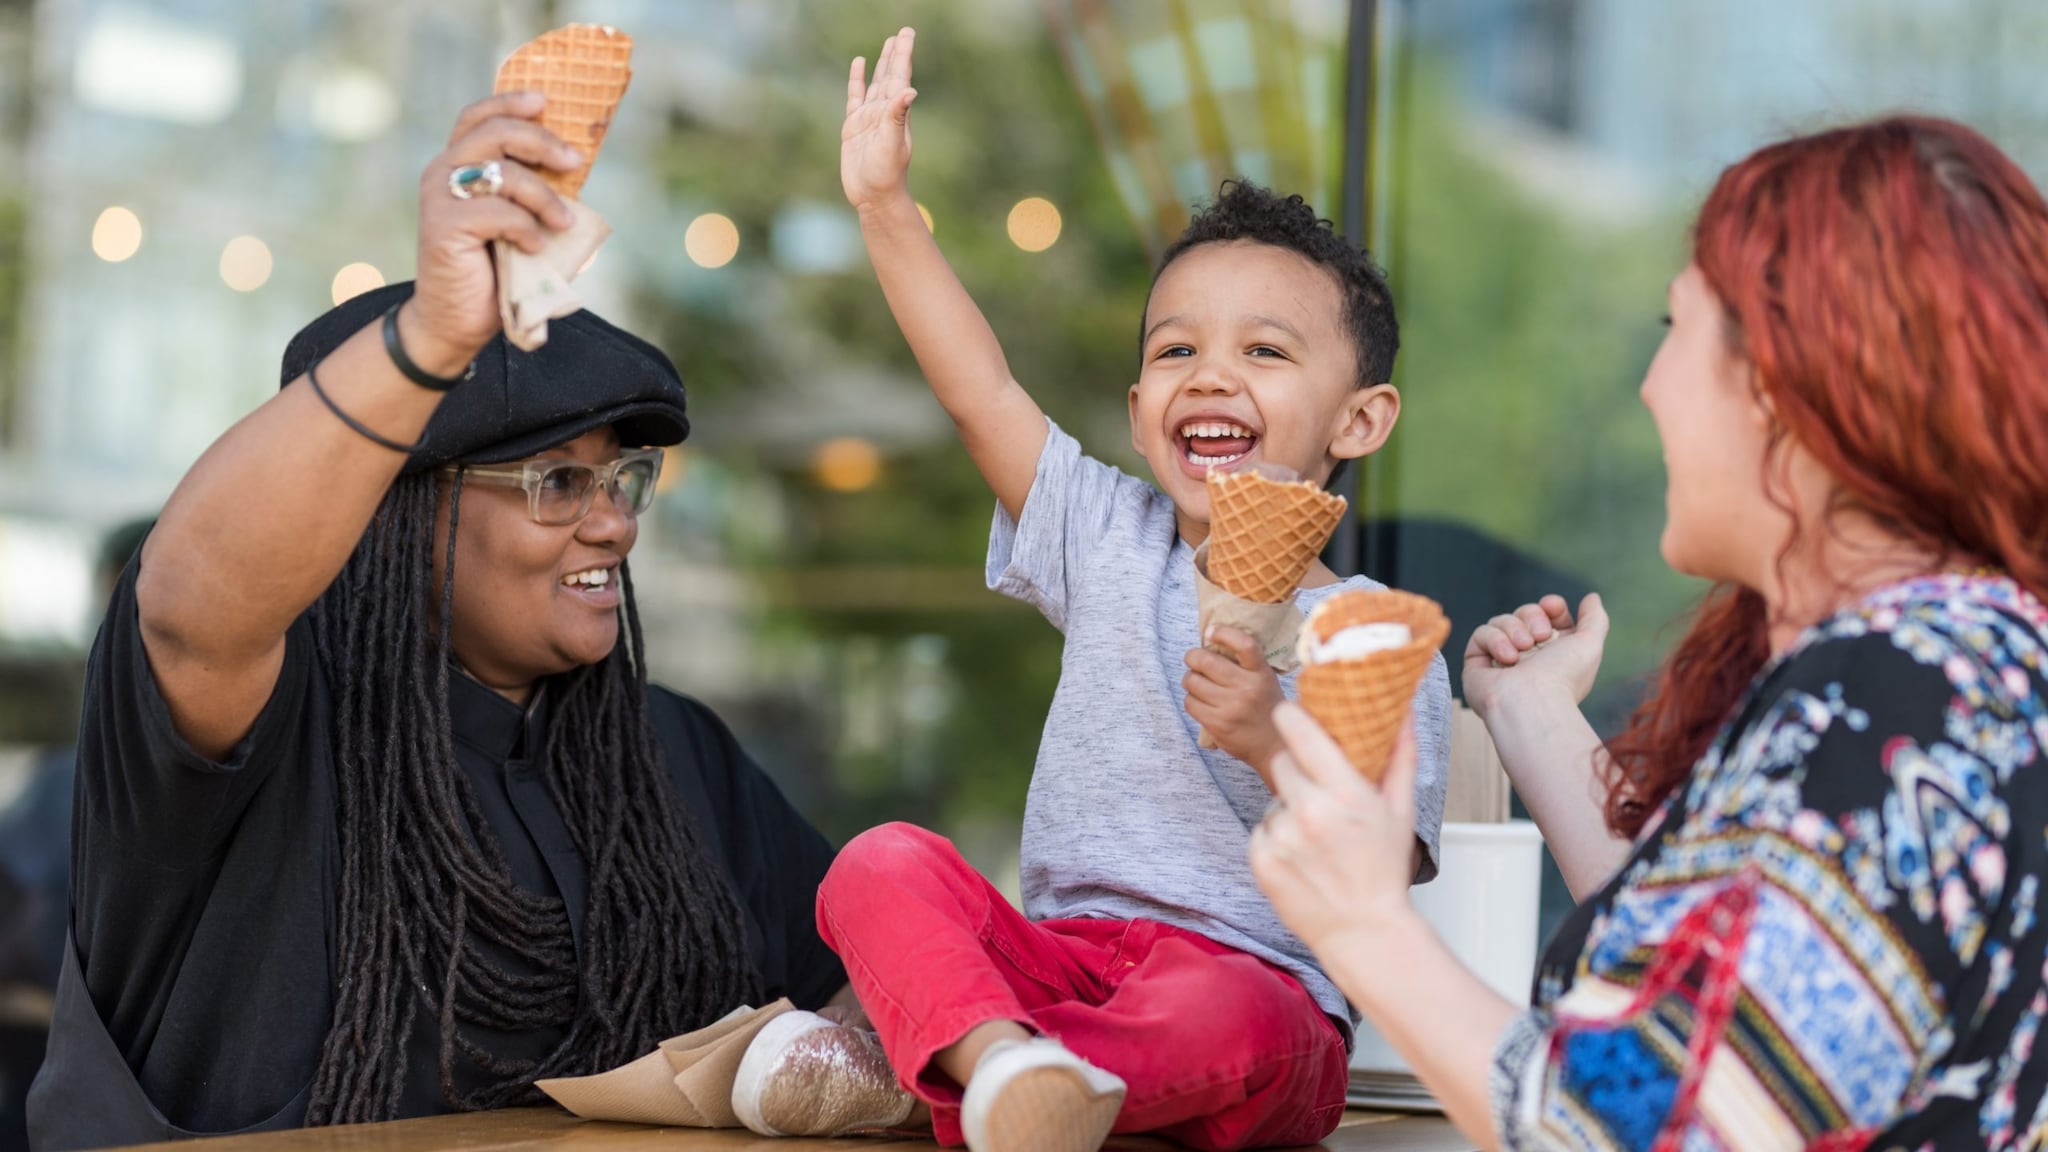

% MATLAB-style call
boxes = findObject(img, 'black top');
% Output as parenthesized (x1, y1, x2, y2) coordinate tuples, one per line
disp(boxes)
(56, 562, 844, 1136)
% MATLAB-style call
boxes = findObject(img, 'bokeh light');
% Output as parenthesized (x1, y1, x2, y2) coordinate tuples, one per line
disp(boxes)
(657, 445, 689, 493)
(812, 437, 881, 493)
(218, 235, 272, 291)
(1006, 197, 1061, 252)
(685, 213, 740, 268)
(330, 261, 384, 305)
(91, 207, 142, 262)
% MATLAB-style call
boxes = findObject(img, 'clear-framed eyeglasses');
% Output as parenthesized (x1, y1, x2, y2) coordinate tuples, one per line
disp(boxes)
(448, 447, 665, 526)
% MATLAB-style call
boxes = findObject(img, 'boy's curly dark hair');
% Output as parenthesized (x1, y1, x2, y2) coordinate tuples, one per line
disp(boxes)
(1148, 180, 1399, 386)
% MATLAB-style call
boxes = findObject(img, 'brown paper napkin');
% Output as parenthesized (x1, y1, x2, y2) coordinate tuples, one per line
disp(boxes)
(537, 998, 793, 1126)
(493, 197, 612, 351)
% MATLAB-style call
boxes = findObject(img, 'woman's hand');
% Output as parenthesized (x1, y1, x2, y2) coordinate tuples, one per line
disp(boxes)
(842, 28, 919, 216)
(1461, 593, 1630, 898)
(1183, 626, 1285, 780)
(1462, 593, 1608, 724)
(1250, 703, 1420, 955)
(404, 91, 585, 376)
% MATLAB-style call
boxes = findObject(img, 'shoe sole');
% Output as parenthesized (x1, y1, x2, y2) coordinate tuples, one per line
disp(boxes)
(967, 1064, 1125, 1152)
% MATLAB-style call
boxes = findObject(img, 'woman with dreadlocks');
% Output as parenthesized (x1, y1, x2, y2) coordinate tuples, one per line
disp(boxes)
(29, 93, 854, 1148)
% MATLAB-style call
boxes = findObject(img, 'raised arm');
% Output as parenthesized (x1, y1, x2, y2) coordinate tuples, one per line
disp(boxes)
(1463, 594, 1632, 899)
(842, 27, 1046, 520)
(138, 92, 585, 760)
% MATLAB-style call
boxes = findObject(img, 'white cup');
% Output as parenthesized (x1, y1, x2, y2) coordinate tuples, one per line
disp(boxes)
(1350, 820, 1544, 1075)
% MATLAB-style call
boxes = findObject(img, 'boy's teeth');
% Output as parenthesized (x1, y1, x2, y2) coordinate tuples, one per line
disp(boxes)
(1181, 421, 1253, 439)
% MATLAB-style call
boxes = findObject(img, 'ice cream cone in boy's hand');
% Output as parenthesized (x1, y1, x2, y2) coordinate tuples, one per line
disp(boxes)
(1190, 467, 1347, 670)
(1206, 469, 1349, 603)
(1191, 466, 1348, 748)
(1296, 589, 1449, 781)
(489, 24, 633, 349)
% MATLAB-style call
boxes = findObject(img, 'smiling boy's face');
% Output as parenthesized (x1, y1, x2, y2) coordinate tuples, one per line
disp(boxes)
(1130, 240, 1396, 539)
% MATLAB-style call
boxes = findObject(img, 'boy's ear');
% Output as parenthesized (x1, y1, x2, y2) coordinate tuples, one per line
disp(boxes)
(1128, 383, 1144, 458)
(1330, 383, 1400, 462)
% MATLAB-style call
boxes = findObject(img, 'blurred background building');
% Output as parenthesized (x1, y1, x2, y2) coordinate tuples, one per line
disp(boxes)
(4, 0, 2048, 1142)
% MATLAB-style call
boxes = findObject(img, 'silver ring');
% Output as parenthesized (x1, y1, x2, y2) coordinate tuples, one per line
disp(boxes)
(448, 161, 504, 200)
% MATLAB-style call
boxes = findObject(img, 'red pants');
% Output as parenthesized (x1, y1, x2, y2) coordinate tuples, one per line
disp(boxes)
(816, 823, 1348, 1151)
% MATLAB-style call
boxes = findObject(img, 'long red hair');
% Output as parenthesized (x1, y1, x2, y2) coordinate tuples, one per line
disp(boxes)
(1603, 116, 2048, 837)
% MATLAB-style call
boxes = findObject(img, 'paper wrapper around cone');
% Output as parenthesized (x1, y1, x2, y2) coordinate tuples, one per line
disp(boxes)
(491, 200, 611, 351)
(489, 24, 632, 349)
(1297, 589, 1450, 782)
(1206, 470, 1348, 604)
(538, 998, 791, 1126)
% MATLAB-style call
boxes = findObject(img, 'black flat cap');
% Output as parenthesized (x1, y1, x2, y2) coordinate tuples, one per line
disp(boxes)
(279, 281, 688, 473)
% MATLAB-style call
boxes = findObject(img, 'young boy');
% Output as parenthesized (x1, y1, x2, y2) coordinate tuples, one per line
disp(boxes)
(733, 26, 1450, 1152)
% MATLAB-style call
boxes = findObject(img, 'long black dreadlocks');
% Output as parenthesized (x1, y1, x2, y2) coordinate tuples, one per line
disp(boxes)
(304, 470, 760, 1125)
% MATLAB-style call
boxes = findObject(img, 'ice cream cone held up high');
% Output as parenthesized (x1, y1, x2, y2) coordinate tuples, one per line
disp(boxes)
(486, 24, 632, 350)
(494, 24, 634, 198)
(1296, 589, 1449, 781)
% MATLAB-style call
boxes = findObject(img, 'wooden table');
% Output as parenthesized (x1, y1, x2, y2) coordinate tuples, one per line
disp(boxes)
(114, 1108, 1475, 1151)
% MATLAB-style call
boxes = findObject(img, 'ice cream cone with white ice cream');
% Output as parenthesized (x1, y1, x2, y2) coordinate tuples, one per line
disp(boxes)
(1295, 589, 1449, 781)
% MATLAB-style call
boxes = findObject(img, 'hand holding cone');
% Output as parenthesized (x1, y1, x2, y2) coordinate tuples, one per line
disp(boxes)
(1206, 469, 1348, 604)
(1190, 467, 1348, 751)
(494, 24, 635, 198)
(1296, 589, 1449, 781)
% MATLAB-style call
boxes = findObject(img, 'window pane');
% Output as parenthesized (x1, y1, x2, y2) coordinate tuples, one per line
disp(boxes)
(1364, 0, 2048, 941)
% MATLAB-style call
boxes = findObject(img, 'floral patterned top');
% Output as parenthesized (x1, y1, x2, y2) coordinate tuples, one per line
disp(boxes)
(1490, 573, 2048, 1151)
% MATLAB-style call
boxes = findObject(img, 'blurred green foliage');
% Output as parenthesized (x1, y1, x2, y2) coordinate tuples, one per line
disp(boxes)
(1383, 65, 1705, 701)
(637, 2, 1159, 843)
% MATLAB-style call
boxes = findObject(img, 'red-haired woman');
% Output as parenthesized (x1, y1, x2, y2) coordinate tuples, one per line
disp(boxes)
(1250, 116, 2048, 1150)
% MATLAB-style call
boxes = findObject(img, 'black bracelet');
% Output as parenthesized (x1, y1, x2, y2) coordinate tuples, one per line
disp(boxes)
(381, 303, 473, 392)
(307, 359, 425, 454)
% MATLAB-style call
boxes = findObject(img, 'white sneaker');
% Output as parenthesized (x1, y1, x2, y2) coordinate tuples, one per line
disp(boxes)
(960, 1038, 1126, 1152)
(732, 1010, 917, 1137)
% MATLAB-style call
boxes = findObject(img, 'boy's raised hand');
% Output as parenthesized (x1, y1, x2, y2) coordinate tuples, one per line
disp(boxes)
(1184, 627, 1286, 785)
(837, 24, 1046, 522)
(843, 27, 919, 214)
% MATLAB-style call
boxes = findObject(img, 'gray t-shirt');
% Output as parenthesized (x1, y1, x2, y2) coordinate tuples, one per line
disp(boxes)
(987, 422, 1451, 1029)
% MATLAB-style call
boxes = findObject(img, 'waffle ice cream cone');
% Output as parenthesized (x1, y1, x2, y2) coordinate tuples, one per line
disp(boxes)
(1206, 470, 1348, 604)
(1297, 589, 1449, 781)
(494, 25, 634, 198)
